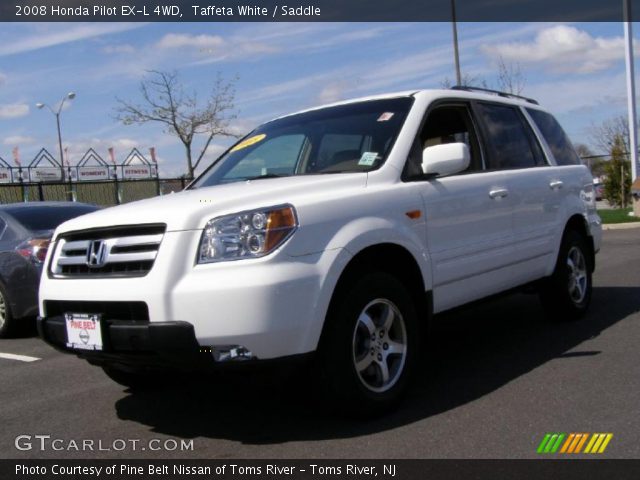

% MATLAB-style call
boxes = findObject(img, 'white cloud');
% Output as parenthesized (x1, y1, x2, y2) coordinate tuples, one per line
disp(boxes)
(316, 81, 350, 104)
(102, 44, 135, 54)
(3, 135, 35, 146)
(0, 103, 29, 119)
(157, 33, 225, 50)
(481, 25, 630, 74)
(0, 23, 146, 57)
(526, 73, 627, 115)
(0, 72, 6, 85)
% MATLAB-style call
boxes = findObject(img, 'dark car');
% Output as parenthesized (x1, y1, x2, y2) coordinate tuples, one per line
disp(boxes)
(0, 201, 100, 337)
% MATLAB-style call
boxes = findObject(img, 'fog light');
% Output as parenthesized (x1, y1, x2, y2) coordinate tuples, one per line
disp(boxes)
(212, 345, 253, 362)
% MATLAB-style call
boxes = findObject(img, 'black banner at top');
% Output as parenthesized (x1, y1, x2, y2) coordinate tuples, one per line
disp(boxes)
(2, 0, 640, 22)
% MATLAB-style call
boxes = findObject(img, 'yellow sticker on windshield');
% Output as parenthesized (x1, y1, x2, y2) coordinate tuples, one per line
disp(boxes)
(230, 134, 266, 152)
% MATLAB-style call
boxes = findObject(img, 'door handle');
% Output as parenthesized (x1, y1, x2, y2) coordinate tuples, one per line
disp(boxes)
(549, 180, 564, 189)
(489, 188, 509, 199)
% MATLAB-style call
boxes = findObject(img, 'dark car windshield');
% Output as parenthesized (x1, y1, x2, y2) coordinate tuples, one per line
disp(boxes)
(191, 97, 413, 188)
(6, 205, 99, 232)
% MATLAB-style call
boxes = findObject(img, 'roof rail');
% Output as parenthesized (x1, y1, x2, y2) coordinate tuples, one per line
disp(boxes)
(450, 85, 539, 105)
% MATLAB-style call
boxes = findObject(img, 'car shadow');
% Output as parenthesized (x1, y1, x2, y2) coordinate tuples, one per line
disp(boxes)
(114, 286, 640, 444)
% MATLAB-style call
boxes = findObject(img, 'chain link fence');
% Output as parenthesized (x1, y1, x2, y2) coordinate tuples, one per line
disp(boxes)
(0, 178, 189, 206)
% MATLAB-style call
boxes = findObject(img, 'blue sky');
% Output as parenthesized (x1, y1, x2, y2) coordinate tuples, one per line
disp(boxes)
(0, 22, 637, 176)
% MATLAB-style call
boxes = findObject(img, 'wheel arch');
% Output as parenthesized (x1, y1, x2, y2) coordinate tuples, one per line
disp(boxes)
(320, 243, 433, 345)
(563, 214, 595, 273)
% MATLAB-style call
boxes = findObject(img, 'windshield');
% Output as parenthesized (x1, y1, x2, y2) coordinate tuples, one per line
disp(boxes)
(192, 97, 413, 188)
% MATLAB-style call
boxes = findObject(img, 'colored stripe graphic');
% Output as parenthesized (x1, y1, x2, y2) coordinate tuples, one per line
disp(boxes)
(568, 434, 582, 453)
(539, 433, 613, 454)
(574, 433, 589, 453)
(537, 434, 552, 453)
(598, 434, 613, 453)
(560, 434, 575, 453)
(537, 433, 565, 453)
(585, 434, 614, 454)
(584, 434, 598, 453)
(550, 434, 565, 453)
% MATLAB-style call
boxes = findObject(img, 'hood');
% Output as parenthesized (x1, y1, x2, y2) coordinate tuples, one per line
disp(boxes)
(55, 174, 367, 235)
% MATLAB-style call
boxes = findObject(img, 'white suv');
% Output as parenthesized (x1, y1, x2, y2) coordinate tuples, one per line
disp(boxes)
(38, 88, 601, 413)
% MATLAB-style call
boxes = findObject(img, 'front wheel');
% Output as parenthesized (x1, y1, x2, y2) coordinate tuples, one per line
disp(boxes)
(318, 271, 420, 416)
(539, 230, 592, 321)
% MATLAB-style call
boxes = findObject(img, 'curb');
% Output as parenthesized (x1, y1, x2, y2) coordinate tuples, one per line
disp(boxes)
(602, 222, 640, 230)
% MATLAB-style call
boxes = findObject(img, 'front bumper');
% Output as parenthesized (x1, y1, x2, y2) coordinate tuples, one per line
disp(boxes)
(38, 315, 315, 372)
(37, 316, 211, 371)
(39, 230, 351, 361)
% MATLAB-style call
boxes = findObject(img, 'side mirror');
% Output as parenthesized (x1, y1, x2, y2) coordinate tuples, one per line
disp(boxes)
(422, 142, 470, 177)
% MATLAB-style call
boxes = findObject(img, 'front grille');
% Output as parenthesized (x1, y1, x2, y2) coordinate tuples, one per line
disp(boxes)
(44, 300, 149, 322)
(51, 224, 165, 278)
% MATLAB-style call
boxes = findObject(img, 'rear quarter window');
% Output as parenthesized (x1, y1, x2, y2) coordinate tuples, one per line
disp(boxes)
(475, 103, 544, 169)
(526, 109, 581, 166)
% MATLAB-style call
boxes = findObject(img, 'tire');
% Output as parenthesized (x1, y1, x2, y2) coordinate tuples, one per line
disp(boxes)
(539, 230, 592, 321)
(102, 366, 159, 391)
(318, 271, 420, 416)
(0, 283, 15, 338)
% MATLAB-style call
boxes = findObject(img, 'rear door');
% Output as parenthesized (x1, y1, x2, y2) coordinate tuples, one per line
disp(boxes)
(473, 102, 559, 285)
(524, 107, 589, 274)
(409, 102, 515, 313)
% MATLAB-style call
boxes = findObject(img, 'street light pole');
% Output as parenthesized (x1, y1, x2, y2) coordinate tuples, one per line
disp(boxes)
(451, 0, 462, 86)
(55, 111, 64, 175)
(624, 0, 638, 183)
(36, 92, 76, 182)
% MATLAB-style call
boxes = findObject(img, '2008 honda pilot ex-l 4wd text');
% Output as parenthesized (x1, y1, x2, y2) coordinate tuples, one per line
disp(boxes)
(38, 87, 601, 413)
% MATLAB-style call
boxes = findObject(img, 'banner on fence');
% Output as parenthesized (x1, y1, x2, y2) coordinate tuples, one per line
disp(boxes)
(2, 147, 162, 183)
(0, 168, 12, 184)
(29, 167, 63, 182)
(122, 165, 152, 179)
(77, 166, 110, 181)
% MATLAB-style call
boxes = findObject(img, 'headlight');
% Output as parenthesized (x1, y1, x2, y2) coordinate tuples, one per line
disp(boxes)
(198, 205, 298, 264)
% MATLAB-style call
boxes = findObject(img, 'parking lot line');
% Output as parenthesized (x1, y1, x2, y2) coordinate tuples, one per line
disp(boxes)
(0, 352, 40, 362)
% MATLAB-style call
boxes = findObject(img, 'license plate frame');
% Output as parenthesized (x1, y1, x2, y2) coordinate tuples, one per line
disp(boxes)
(65, 313, 103, 351)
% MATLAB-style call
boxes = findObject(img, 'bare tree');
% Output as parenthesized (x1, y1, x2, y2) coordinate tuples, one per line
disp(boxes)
(588, 115, 631, 157)
(574, 143, 594, 160)
(496, 56, 526, 95)
(439, 57, 524, 94)
(574, 143, 606, 175)
(440, 72, 489, 89)
(115, 70, 238, 178)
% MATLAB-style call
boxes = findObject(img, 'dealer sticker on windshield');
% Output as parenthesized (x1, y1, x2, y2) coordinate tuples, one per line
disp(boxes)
(358, 152, 379, 166)
(65, 313, 103, 351)
(377, 112, 395, 122)
(230, 133, 266, 152)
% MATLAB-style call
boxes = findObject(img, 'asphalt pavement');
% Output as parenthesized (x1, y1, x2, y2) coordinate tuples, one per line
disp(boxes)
(1, 229, 639, 459)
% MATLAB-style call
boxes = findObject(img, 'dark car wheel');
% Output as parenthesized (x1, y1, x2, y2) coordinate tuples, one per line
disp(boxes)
(318, 271, 419, 416)
(0, 283, 15, 338)
(539, 230, 592, 321)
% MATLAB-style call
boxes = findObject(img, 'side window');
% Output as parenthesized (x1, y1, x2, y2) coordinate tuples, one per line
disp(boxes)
(527, 109, 581, 166)
(476, 103, 544, 170)
(224, 134, 306, 179)
(405, 105, 482, 179)
(0, 217, 5, 241)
